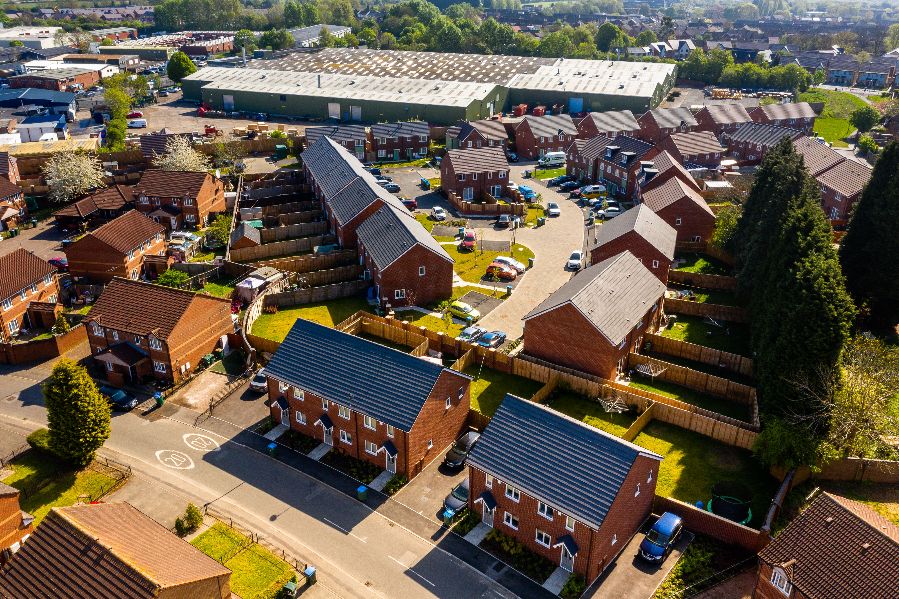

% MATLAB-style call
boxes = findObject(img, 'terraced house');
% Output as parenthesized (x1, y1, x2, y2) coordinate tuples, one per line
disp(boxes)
(132, 170, 226, 230)
(634, 107, 698, 143)
(723, 122, 802, 163)
(440, 147, 510, 202)
(574, 110, 640, 139)
(304, 124, 368, 160)
(266, 319, 472, 480)
(0, 249, 58, 342)
(748, 101, 816, 134)
(445, 119, 508, 150)
(594, 135, 658, 198)
(368, 120, 430, 161)
(657, 130, 726, 168)
(64, 210, 166, 283)
(512, 114, 578, 160)
(467, 395, 663, 584)
(695, 103, 753, 135)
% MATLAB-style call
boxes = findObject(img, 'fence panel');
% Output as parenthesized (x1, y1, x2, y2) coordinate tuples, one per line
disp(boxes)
(664, 298, 749, 323)
(252, 249, 357, 273)
(260, 221, 329, 243)
(668, 270, 737, 291)
(644, 333, 753, 377)
(229, 234, 336, 262)
(621, 402, 655, 442)
(262, 280, 369, 308)
(627, 353, 755, 404)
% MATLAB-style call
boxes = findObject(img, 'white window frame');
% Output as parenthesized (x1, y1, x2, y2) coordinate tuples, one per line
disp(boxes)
(44, 275, 52, 286)
(386, 424, 394, 438)
(648, 470, 653, 483)
(535, 529, 551, 547)
(635, 483, 641, 497)
(419, 266, 426, 276)
(537, 501, 553, 520)
(486, 474, 493, 489)
(322, 398, 329, 410)
(675, 217, 682, 226)
(153, 361, 166, 373)
(2, 298, 11, 311)
(445, 396, 451, 410)
(498, 171, 506, 179)
(338, 404, 350, 420)
(394, 289, 406, 300)
(184, 197, 194, 206)
(111, 330, 119, 341)
(339, 430, 352, 445)
(295, 411, 306, 425)
(652, 260, 659, 268)
(149, 337, 162, 350)
(7, 318, 18, 334)
(770, 568, 792, 595)
(503, 512, 519, 530)
(565, 515, 575, 531)
(611, 534, 618, 545)
(278, 381, 289, 393)
(505, 485, 521, 502)
(427, 439, 433, 450)
(377, 149, 386, 158)
(365, 440, 378, 455)
(293, 387, 304, 400)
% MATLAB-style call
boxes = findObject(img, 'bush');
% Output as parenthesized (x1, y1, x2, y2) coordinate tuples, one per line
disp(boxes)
(451, 507, 481, 536)
(560, 574, 587, 599)
(175, 502, 204, 537)
(382, 474, 408, 496)
(26, 428, 53, 455)
(156, 269, 190, 288)
(481, 528, 556, 582)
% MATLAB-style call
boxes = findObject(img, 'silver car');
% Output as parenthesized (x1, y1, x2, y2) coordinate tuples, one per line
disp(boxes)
(249, 369, 267, 393)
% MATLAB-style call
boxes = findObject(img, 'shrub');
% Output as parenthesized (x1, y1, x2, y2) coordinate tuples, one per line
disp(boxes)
(382, 474, 408, 496)
(560, 574, 587, 599)
(175, 502, 204, 537)
(451, 507, 480, 536)
(156, 269, 190, 288)
(26, 428, 53, 455)
(51, 314, 70, 335)
(481, 528, 556, 582)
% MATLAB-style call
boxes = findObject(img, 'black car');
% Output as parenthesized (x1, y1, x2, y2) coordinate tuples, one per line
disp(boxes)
(366, 167, 382, 176)
(443, 431, 481, 469)
(548, 175, 574, 186)
(99, 385, 139, 411)
(559, 180, 580, 192)
(496, 214, 512, 228)
(443, 478, 470, 513)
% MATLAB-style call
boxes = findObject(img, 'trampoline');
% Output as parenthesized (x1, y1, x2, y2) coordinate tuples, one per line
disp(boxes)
(706, 481, 753, 525)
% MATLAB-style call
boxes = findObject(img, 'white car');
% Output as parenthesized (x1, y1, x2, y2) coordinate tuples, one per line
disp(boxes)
(249, 369, 267, 393)
(595, 206, 622, 220)
(431, 206, 447, 221)
(546, 202, 561, 217)
(567, 250, 583, 271)
(495, 256, 526, 273)
(127, 118, 148, 128)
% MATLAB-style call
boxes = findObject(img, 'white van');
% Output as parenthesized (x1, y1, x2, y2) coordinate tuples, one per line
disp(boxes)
(538, 151, 566, 168)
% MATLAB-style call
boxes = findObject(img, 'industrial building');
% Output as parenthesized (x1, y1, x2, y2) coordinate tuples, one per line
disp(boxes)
(0, 27, 63, 50)
(181, 47, 676, 124)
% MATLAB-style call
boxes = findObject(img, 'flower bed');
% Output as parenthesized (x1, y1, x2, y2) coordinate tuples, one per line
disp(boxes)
(480, 528, 556, 583)
(320, 448, 382, 484)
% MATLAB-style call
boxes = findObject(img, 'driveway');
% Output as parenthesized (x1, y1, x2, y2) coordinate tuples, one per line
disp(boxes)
(0, 219, 67, 261)
(587, 529, 692, 599)
(392, 445, 468, 525)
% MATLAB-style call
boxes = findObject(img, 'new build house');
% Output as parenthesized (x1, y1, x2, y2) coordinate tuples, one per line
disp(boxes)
(467, 395, 663, 584)
(567, 134, 658, 198)
(0, 482, 33, 565)
(748, 102, 816, 133)
(588, 204, 676, 283)
(440, 147, 510, 202)
(657, 131, 726, 168)
(695, 103, 753, 135)
(0, 177, 25, 232)
(722, 123, 802, 163)
(52, 184, 134, 231)
(0, 249, 58, 342)
(369, 121, 430, 161)
(132, 170, 225, 230)
(636, 151, 704, 196)
(305, 124, 368, 160)
(575, 110, 640, 139)
(266, 319, 472, 479)
(639, 175, 716, 245)
(64, 210, 166, 283)
(513, 114, 578, 160)
(445, 119, 508, 150)
(635, 107, 698, 143)
(817, 158, 872, 222)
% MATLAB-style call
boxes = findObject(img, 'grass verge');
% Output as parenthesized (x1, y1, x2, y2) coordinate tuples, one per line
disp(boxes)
(444, 243, 535, 284)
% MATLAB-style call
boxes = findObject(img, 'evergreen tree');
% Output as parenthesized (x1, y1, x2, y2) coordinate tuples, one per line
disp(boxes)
(167, 51, 197, 83)
(43, 359, 111, 467)
(839, 142, 899, 328)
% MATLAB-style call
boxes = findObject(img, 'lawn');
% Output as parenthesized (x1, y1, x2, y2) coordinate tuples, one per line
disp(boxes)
(672, 253, 731, 276)
(200, 279, 236, 299)
(68, 305, 92, 316)
(532, 167, 566, 180)
(414, 212, 437, 232)
(660, 314, 752, 357)
(633, 421, 778, 527)
(646, 351, 754, 386)
(189, 250, 217, 263)
(449, 285, 507, 303)
(395, 308, 464, 337)
(668, 284, 741, 307)
(800, 89, 868, 147)
(525, 205, 545, 226)
(210, 350, 247, 375)
(547, 391, 638, 437)
(444, 243, 535, 284)
(463, 364, 544, 417)
(812, 117, 852, 147)
(1, 450, 120, 525)
(251, 297, 371, 340)
(191, 523, 294, 599)
(628, 378, 751, 422)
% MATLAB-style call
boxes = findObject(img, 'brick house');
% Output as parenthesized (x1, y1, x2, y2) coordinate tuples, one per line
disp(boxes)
(445, 119, 508, 150)
(357, 204, 453, 308)
(0, 176, 25, 232)
(636, 150, 704, 196)
(65, 210, 166, 283)
(575, 110, 640, 139)
(658, 131, 726, 168)
(594, 135, 658, 199)
(0, 482, 33, 565)
(523, 251, 665, 379)
(369, 121, 430, 162)
(266, 319, 472, 480)
(817, 158, 872, 222)
(566, 136, 609, 182)
(753, 493, 899, 599)
(639, 175, 716, 245)
(440, 147, 510, 202)
(588, 204, 676, 283)
(512, 114, 578, 160)
(305, 124, 369, 160)
(695, 104, 753, 135)
(748, 102, 816, 134)
(634, 107, 698, 143)
(722, 123, 802, 163)
(0, 153, 20, 185)
(0, 249, 58, 342)
(52, 184, 133, 231)
(467, 395, 663, 584)
(85, 278, 234, 386)
(0, 503, 231, 599)
(132, 170, 225, 230)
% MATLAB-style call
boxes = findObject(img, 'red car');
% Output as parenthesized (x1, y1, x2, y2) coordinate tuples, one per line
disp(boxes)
(401, 197, 417, 210)
(459, 229, 476, 251)
(127, 111, 144, 119)
(485, 262, 517, 281)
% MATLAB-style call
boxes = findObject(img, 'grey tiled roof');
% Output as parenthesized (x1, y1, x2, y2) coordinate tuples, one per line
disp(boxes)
(643, 150, 701, 192)
(641, 175, 714, 216)
(758, 101, 816, 121)
(524, 252, 666, 345)
(645, 107, 697, 129)
(467, 395, 662, 529)
(370, 120, 429, 139)
(521, 114, 578, 138)
(302, 136, 370, 198)
(667, 131, 725, 157)
(793, 136, 844, 176)
(580, 110, 639, 134)
(817, 158, 872, 198)
(444, 147, 509, 175)
(726, 122, 801, 147)
(570, 136, 613, 162)
(591, 204, 676, 261)
(601, 134, 655, 166)
(356, 203, 452, 270)
(230, 222, 260, 246)
(305, 124, 368, 145)
(327, 175, 406, 226)
(265, 319, 461, 430)
(700, 104, 752, 125)
(461, 119, 508, 141)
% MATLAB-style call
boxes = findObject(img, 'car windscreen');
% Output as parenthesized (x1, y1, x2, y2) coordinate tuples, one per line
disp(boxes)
(646, 529, 669, 546)
(452, 485, 469, 501)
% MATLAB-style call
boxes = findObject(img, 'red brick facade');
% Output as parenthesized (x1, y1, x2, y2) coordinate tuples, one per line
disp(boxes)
(512, 119, 576, 160)
(9, 70, 100, 92)
(440, 153, 510, 202)
(360, 243, 453, 308)
(0, 490, 33, 563)
(753, 563, 807, 599)
(66, 230, 165, 283)
(748, 108, 815, 134)
(369, 129, 429, 162)
(133, 173, 225, 230)
(597, 147, 660, 199)
(651, 198, 716, 245)
(635, 111, 697, 143)
(0, 272, 58, 343)
(591, 235, 671, 284)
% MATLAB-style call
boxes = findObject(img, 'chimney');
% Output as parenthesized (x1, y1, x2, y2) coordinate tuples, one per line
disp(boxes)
(642, 168, 659, 184)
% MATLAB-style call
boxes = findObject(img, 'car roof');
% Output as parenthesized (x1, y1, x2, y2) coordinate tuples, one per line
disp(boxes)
(654, 512, 682, 533)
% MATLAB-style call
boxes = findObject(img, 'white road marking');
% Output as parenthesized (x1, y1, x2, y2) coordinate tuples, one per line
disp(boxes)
(154, 449, 194, 470)
(322, 517, 367, 542)
(183, 433, 221, 452)
(389, 555, 436, 588)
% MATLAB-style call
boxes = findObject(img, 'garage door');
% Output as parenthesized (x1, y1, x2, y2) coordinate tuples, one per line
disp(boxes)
(568, 97, 584, 113)
(328, 103, 340, 120)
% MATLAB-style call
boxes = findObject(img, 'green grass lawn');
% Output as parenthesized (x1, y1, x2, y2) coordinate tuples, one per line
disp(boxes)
(1, 450, 120, 525)
(449, 285, 507, 303)
(251, 297, 371, 340)
(191, 523, 294, 599)
(395, 309, 464, 337)
(414, 212, 437, 232)
(547, 392, 638, 437)
(812, 117, 852, 147)
(660, 315, 752, 357)
(668, 284, 742, 307)
(647, 352, 754, 386)
(525, 205, 545, 226)
(633, 421, 778, 527)
(444, 244, 535, 284)
(200, 279, 236, 299)
(532, 167, 566, 180)
(673, 253, 731, 276)
(189, 250, 217, 263)
(628, 378, 751, 421)
(210, 350, 247, 375)
(799, 88, 867, 119)
(68, 305, 92, 316)
(463, 364, 544, 417)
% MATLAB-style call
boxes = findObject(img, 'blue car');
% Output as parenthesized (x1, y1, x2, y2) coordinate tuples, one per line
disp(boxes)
(639, 512, 683, 563)
(518, 185, 537, 200)
(477, 331, 507, 348)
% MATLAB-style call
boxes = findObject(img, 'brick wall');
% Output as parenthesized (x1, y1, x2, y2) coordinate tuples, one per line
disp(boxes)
(0, 275, 60, 343)
(589, 233, 671, 284)
(652, 495, 769, 552)
(656, 198, 716, 244)
(407, 370, 471, 478)
(513, 123, 575, 160)
(367, 245, 453, 308)
(440, 157, 510, 202)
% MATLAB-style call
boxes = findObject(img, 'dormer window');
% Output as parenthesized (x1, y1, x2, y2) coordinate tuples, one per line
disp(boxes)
(770, 568, 792, 595)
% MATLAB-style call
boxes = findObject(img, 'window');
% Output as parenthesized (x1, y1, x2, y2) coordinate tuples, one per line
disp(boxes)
(386, 424, 395, 438)
(185, 214, 196, 223)
(612, 534, 618, 545)
(293, 388, 304, 400)
(418, 266, 426, 276)
(535, 530, 551, 547)
(457, 174, 465, 181)
(278, 381, 288, 393)
(565, 515, 575, 531)
(7, 319, 18, 334)
(127, 249, 135, 260)
(537, 502, 553, 520)
(44, 275, 51, 286)
(467, 141, 472, 148)
(445, 396, 451, 410)
(105, 361, 113, 371)
(651, 259, 660, 269)
(322, 398, 329, 410)
(420, 135, 428, 142)
(635, 483, 641, 497)
(503, 512, 519, 530)
(19, 290, 26, 301)
(365, 440, 378, 455)
(149, 337, 162, 350)
(363, 415, 376, 430)
(339, 430, 352, 445)
(770, 568, 792, 595)
(675, 217, 682, 226)
(91, 323, 103, 336)
(377, 149, 386, 158)
(279, 94, 286, 102)
(648, 470, 653, 483)
(472, 173, 478, 180)
(458, 386, 464, 399)
(338, 404, 350, 419)
(2, 299, 11, 311)
(505, 485, 520, 502)
(486, 474, 493, 489)
(111, 330, 119, 341)
(139, 195, 149, 204)
(427, 439, 433, 450)
(46, 294, 57, 304)
(394, 289, 406, 300)
(498, 171, 506, 179)
(153, 361, 166, 373)
(295, 411, 306, 425)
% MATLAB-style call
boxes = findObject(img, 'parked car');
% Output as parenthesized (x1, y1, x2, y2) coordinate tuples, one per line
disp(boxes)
(431, 206, 447, 221)
(443, 477, 470, 513)
(496, 214, 512, 229)
(559, 180, 580, 192)
(458, 326, 487, 342)
(126, 111, 144, 119)
(448, 300, 480, 322)
(546, 202, 561, 217)
(99, 385, 139, 411)
(518, 185, 537, 200)
(249, 368, 267, 393)
(506, 151, 519, 162)
(367, 167, 382, 176)
(48, 256, 69, 272)
(548, 174, 574, 186)
(566, 250, 583, 270)
(127, 119, 148, 128)
(485, 262, 517, 281)
(580, 184, 607, 199)
(379, 182, 401, 193)
(443, 431, 481, 470)
(401, 197, 418, 210)
(639, 512, 683, 564)
(374, 175, 393, 183)
(494, 256, 525, 273)
(158, 90, 170, 97)
(459, 229, 476, 251)
(595, 206, 622, 220)
(477, 330, 507, 348)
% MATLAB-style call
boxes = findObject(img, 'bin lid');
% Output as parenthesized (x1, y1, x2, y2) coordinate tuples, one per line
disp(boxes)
(357, 485, 367, 493)
(443, 508, 456, 520)
(267, 442, 277, 450)
(304, 566, 316, 576)
(283, 581, 297, 591)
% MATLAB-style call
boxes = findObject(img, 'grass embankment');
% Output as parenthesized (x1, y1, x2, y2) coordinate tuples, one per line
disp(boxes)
(799, 88, 868, 147)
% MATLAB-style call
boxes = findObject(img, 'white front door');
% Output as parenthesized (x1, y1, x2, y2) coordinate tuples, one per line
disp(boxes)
(170, 217, 177, 228)
(481, 504, 494, 527)
(560, 547, 574, 572)
(323, 427, 334, 446)
(280, 408, 289, 424)
(386, 453, 397, 473)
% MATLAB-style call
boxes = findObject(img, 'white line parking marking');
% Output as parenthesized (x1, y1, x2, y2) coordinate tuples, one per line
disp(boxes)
(323, 517, 367, 543)
(389, 556, 436, 587)
(183, 433, 221, 452)
(155, 450, 195, 470)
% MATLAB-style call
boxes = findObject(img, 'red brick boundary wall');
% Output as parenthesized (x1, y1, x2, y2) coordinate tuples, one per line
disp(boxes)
(653, 495, 770, 552)
(0, 325, 87, 365)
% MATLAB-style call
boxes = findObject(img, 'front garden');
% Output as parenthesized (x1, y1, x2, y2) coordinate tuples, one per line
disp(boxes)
(480, 528, 557, 583)
(443, 243, 535, 285)
(652, 534, 753, 599)
(320, 448, 382, 484)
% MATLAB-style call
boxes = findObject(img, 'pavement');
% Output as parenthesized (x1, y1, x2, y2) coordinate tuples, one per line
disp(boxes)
(586, 531, 692, 599)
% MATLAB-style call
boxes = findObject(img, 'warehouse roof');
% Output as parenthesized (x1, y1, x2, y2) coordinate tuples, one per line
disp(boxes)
(444, 147, 509, 175)
(11, 67, 96, 81)
(288, 24, 352, 43)
(0, 88, 75, 106)
(356, 203, 452, 270)
(590, 204, 676, 260)
(506, 60, 675, 100)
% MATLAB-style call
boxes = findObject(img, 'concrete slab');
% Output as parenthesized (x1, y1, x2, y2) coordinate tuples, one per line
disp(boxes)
(368, 470, 392, 492)
(464, 522, 492, 545)
(543, 566, 570, 595)
(168, 370, 229, 412)
(587, 531, 692, 599)
(308, 442, 331, 461)
(264, 422, 288, 441)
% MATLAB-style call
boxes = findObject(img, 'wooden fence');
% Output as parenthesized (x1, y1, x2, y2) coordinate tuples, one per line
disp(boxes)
(627, 353, 756, 405)
(446, 191, 527, 216)
(253, 250, 357, 273)
(259, 221, 329, 243)
(292, 264, 362, 287)
(788, 457, 899, 485)
(274, 210, 322, 227)
(621, 402, 655, 442)
(229, 234, 336, 262)
(652, 496, 770, 552)
(664, 297, 749, 323)
(262, 279, 369, 308)
(530, 372, 559, 405)
(644, 333, 754, 378)
(675, 243, 736, 267)
(668, 270, 737, 291)
(0, 325, 87, 365)
(245, 333, 282, 355)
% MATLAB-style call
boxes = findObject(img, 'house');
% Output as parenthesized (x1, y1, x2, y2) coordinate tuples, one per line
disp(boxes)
(467, 395, 663, 583)
(0, 176, 25, 231)
(658, 131, 726, 168)
(826, 55, 858, 86)
(588, 204, 676, 283)
(17, 113, 67, 142)
(575, 110, 640, 139)
(594, 135, 658, 198)
(648, 41, 672, 57)
(627, 46, 651, 58)
(639, 175, 715, 245)
(440, 147, 510, 202)
(0, 153, 20, 185)
(229, 222, 261, 250)
(0, 503, 231, 599)
(723, 123, 802, 163)
(445, 119, 508, 150)
(65, 210, 166, 283)
(357, 204, 453, 307)
(731, 41, 771, 63)
(304, 124, 368, 160)
(85, 278, 234, 386)
(132, 170, 226, 230)
(666, 39, 696, 59)
(695, 104, 753, 135)
(637, 150, 704, 195)
(792, 136, 844, 176)
(748, 102, 816, 133)
(817, 158, 872, 222)
(0, 482, 33, 565)
(523, 251, 666, 379)
(513, 114, 578, 160)
(265, 318, 472, 479)
(369, 121, 430, 162)
(567, 136, 609, 182)
(753, 493, 899, 599)
(635, 107, 698, 143)
(856, 58, 895, 89)
(0, 249, 58, 342)
(51, 184, 133, 231)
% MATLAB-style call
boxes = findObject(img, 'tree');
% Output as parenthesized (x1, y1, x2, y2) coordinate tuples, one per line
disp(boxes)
(634, 30, 657, 45)
(594, 22, 629, 52)
(167, 51, 197, 83)
(103, 86, 132, 120)
(813, 67, 826, 86)
(104, 118, 127, 153)
(9, 40, 23, 47)
(153, 136, 211, 172)
(849, 105, 880, 134)
(537, 31, 575, 57)
(839, 142, 899, 328)
(886, 23, 899, 51)
(157, 269, 190, 288)
(480, 18, 515, 54)
(51, 314, 70, 335)
(259, 28, 295, 51)
(100, 38, 114, 47)
(43, 359, 110, 467)
(207, 213, 233, 246)
(857, 133, 878, 155)
(42, 150, 106, 204)
(234, 29, 258, 52)
(711, 204, 741, 251)
(753, 417, 819, 469)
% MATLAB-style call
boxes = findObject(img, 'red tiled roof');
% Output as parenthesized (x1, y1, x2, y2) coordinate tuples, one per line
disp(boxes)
(132, 170, 212, 198)
(52, 185, 133, 219)
(0, 248, 54, 303)
(84, 209, 165, 254)
(0, 176, 21, 201)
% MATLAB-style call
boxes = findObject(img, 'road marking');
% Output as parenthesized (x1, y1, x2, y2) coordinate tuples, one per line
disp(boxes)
(154, 449, 194, 470)
(183, 433, 221, 452)
(389, 555, 436, 587)
(323, 517, 367, 543)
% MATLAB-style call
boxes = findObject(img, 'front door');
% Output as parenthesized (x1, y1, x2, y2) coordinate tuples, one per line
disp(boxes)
(481, 504, 494, 527)
(560, 547, 574, 572)
(170, 217, 177, 229)
(386, 453, 397, 474)
(280, 408, 289, 425)
(323, 427, 334, 446)
(393, 149, 400, 161)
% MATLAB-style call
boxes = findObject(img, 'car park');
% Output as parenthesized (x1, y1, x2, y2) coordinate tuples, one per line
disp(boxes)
(485, 262, 517, 280)
(477, 330, 507, 348)
(127, 111, 144, 119)
(494, 256, 525, 273)
(99, 385, 139, 411)
(567, 250, 583, 270)
(548, 174, 574, 186)
(639, 512, 683, 564)
(379, 182, 401, 192)
(374, 175, 393, 183)
(249, 369, 267, 393)
(443, 431, 481, 470)
(401, 197, 418, 210)
(546, 202, 561, 217)
(158, 90, 169, 97)
(367, 167, 382, 176)
(458, 326, 487, 342)
(431, 206, 447, 221)
(448, 300, 480, 322)
(459, 229, 476, 251)
(496, 214, 512, 228)
(443, 478, 470, 513)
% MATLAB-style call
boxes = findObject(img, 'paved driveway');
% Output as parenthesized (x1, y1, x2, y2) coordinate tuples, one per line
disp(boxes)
(392, 445, 468, 524)
(587, 530, 692, 599)
(0, 219, 67, 260)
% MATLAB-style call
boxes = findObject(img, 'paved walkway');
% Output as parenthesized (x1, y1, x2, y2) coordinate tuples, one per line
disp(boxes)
(464, 522, 492, 545)
(308, 442, 331, 461)
(543, 566, 570, 595)
(368, 470, 392, 492)
(263, 422, 288, 441)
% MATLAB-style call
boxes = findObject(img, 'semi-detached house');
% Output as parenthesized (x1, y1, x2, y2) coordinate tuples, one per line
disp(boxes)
(639, 175, 716, 245)
(513, 114, 578, 160)
(0, 249, 58, 342)
(588, 204, 676, 284)
(305, 124, 368, 160)
(266, 319, 472, 480)
(574, 110, 640, 139)
(657, 131, 725, 168)
(64, 210, 166, 283)
(634, 107, 698, 143)
(440, 147, 510, 202)
(748, 102, 816, 134)
(369, 120, 430, 162)
(131, 170, 226, 230)
(695, 104, 753, 135)
(445, 119, 508, 150)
